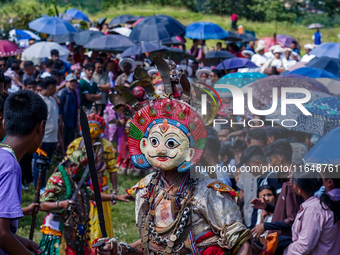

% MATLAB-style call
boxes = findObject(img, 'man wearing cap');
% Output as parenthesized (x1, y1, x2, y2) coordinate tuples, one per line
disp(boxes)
(300, 44, 315, 63)
(59, 73, 79, 151)
(251, 45, 268, 67)
(115, 58, 136, 87)
(93, 58, 111, 116)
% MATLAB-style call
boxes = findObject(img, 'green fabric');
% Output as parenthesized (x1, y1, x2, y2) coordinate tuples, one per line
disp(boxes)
(40, 233, 61, 255)
(79, 78, 99, 109)
(57, 165, 73, 199)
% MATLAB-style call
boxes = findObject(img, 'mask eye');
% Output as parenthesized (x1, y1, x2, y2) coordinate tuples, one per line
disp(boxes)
(94, 127, 98, 131)
(150, 137, 159, 147)
(165, 138, 180, 149)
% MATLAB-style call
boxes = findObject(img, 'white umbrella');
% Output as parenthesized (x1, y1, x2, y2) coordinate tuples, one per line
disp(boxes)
(110, 27, 132, 37)
(22, 42, 70, 58)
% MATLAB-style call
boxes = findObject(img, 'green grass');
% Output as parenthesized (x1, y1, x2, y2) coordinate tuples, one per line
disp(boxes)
(19, 172, 142, 244)
(1, 0, 340, 54)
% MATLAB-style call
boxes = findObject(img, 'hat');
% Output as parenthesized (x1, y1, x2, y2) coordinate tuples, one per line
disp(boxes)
(255, 45, 266, 52)
(118, 58, 136, 71)
(241, 50, 254, 57)
(66, 73, 77, 82)
(273, 47, 284, 54)
(304, 43, 314, 50)
(176, 65, 192, 77)
(195, 67, 211, 78)
(284, 48, 292, 52)
(269, 45, 281, 52)
(147, 68, 158, 77)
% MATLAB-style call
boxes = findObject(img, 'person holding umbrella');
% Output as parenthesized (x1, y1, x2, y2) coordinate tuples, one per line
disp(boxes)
(313, 28, 322, 46)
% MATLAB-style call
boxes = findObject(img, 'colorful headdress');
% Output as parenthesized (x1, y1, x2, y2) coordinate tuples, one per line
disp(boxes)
(109, 56, 221, 172)
(60, 150, 89, 181)
(87, 113, 106, 130)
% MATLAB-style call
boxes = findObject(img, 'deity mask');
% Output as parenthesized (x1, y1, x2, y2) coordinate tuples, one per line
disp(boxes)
(81, 114, 106, 140)
(128, 99, 207, 172)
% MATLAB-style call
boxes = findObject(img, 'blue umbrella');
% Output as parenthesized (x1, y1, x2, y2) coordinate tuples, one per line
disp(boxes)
(129, 15, 185, 42)
(305, 96, 340, 120)
(65, 8, 90, 22)
(289, 67, 338, 79)
(310, 42, 340, 58)
(281, 73, 330, 93)
(214, 58, 258, 70)
(205, 50, 235, 66)
(304, 125, 340, 165)
(217, 72, 267, 87)
(73, 30, 104, 46)
(83, 34, 135, 52)
(109, 15, 134, 27)
(11, 29, 40, 41)
(121, 42, 168, 58)
(185, 22, 231, 40)
(306, 57, 340, 77)
(29, 16, 77, 35)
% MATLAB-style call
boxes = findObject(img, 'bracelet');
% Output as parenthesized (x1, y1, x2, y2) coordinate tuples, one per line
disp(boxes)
(111, 194, 115, 201)
(56, 200, 61, 210)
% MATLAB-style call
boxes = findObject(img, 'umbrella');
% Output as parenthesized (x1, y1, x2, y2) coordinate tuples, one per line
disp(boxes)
(129, 15, 185, 42)
(305, 97, 340, 120)
(239, 33, 258, 43)
(65, 9, 90, 22)
(29, 16, 77, 35)
(73, 30, 105, 46)
(132, 17, 145, 27)
(214, 58, 258, 70)
(48, 32, 76, 43)
(224, 31, 243, 43)
(22, 42, 70, 58)
(121, 42, 168, 58)
(83, 34, 135, 52)
(97, 17, 107, 26)
(148, 48, 194, 64)
(9, 29, 40, 42)
(257, 37, 279, 52)
(109, 14, 134, 27)
(289, 67, 338, 79)
(161, 36, 184, 47)
(287, 61, 307, 72)
(204, 50, 236, 66)
(306, 57, 340, 77)
(309, 43, 340, 59)
(264, 90, 330, 127)
(316, 78, 340, 94)
(185, 22, 231, 40)
(277, 34, 300, 48)
(0, 40, 22, 57)
(281, 73, 330, 93)
(241, 75, 325, 106)
(307, 23, 324, 29)
(291, 115, 339, 136)
(110, 27, 132, 37)
(126, 16, 145, 24)
(304, 125, 340, 165)
(217, 72, 267, 87)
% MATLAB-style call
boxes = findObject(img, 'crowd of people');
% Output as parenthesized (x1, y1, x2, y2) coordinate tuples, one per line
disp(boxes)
(0, 19, 339, 255)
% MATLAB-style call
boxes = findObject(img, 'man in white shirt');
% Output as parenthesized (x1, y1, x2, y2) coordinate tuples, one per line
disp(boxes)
(300, 44, 315, 63)
(251, 45, 267, 67)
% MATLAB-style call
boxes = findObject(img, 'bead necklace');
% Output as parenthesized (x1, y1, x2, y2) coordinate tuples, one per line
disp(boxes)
(0, 143, 17, 161)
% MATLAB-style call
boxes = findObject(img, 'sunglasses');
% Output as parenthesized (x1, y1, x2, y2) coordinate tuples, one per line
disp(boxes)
(87, 69, 94, 72)
(0, 64, 5, 67)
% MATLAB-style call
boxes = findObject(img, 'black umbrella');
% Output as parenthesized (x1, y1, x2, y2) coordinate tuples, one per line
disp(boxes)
(306, 57, 340, 77)
(48, 32, 76, 43)
(148, 48, 194, 64)
(109, 15, 134, 27)
(239, 33, 258, 42)
(126, 16, 145, 24)
(73, 30, 105, 46)
(97, 17, 107, 26)
(129, 15, 186, 42)
(205, 50, 236, 66)
(83, 34, 135, 52)
(223, 31, 242, 43)
(121, 42, 168, 58)
(161, 36, 185, 47)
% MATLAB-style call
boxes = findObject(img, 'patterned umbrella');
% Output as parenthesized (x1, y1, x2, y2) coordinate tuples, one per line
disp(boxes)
(291, 115, 339, 136)
(305, 97, 340, 120)
(241, 75, 324, 105)
(281, 73, 330, 93)
(217, 72, 267, 88)
(289, 67, 338, 79)
(0, 40, 22, 57)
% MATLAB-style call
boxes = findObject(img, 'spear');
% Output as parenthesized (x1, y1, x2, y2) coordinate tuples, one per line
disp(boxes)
(29, 148, 49, 240)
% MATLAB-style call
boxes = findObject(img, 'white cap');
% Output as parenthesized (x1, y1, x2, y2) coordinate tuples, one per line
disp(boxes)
(241, 50, 254, 57)
(273, 47, 284, 54)
(255, 45, 266, 52)
(304, 43, 314, 50)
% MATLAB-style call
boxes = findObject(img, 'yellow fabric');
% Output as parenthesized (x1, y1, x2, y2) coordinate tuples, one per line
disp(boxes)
(88, 187, 114, 246)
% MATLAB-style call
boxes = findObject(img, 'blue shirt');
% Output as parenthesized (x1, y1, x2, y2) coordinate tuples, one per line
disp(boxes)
(314, 31, 322, 45)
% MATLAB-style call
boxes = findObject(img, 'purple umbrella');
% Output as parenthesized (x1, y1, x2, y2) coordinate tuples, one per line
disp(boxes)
(214, 58, 258, 70)
(282, 73, 330, 93)
(277, 34, 300, 48)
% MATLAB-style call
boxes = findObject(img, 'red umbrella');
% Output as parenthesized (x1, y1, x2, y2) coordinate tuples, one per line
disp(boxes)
(0, 40, 22, 57)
